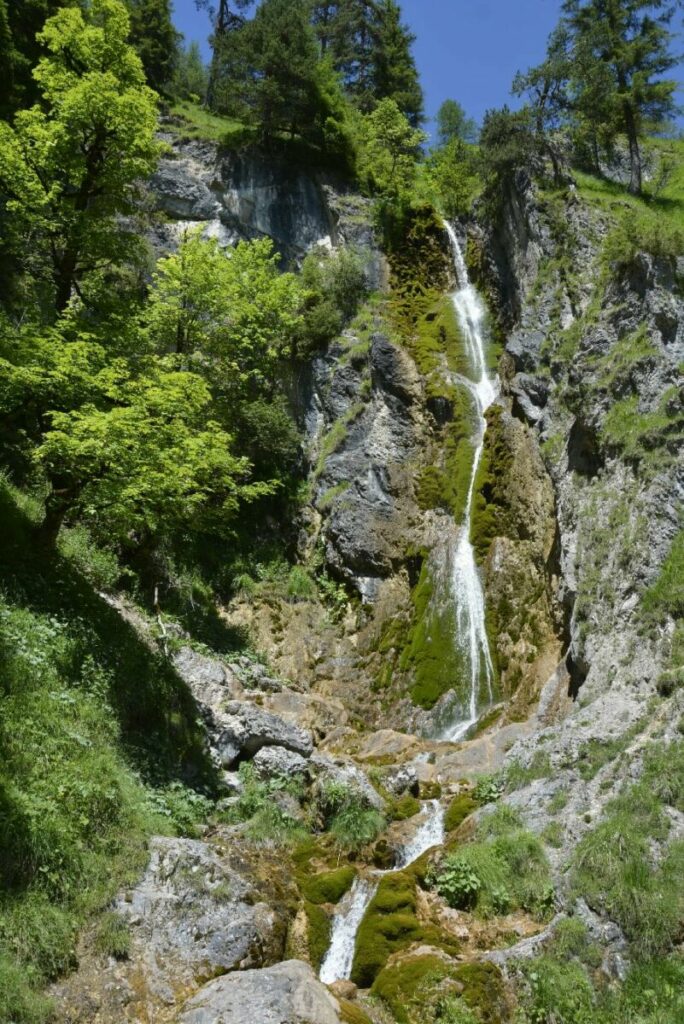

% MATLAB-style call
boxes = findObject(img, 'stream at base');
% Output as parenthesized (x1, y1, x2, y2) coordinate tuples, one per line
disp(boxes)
(439, 223, 498, 742)
(318, 799, 445, 984)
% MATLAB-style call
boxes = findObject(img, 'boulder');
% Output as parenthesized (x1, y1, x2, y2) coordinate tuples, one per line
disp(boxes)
(177, 960, 342, 1024)
(252, 745, 311, 782)
(115, 837, 285, 1004)
(217, 701, 314, 767)
(173, 647, 243, 703)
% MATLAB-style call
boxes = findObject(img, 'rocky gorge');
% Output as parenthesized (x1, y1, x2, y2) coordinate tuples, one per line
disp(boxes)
(51, 128, 683, 1024)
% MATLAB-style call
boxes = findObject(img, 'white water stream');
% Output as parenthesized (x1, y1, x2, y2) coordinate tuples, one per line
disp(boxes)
(439, 223, 497, 742)
(319, 799, 445, 984)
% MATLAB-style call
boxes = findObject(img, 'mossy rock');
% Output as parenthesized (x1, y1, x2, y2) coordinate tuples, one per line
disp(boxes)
(470, 405, 516, 563)
(304, 901, 331, 970)
(392, 794, 421, 821)
(299, 866, 356, 905)
(351, 867, 456, 988)
(444, 794, 477, 833)
(419, 780, 442, 800)
(371, 954, 509, 1024)
(338, 1000, 374, 1024)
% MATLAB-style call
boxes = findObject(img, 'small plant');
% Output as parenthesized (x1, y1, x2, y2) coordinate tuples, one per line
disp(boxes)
(432, 857, 482, 910)
(542, 821, 564, 848)
(95, 912, 131, 961)
(318, 779, 386, 854)
(473, 774, 503, 805)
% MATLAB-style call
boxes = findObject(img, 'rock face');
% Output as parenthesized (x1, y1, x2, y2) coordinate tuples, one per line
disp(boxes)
(177, 960, 342, 1024)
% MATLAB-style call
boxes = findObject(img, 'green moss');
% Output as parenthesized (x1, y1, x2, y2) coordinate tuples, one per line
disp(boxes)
(401, 560, 461, 710)
(299, 866, 356, 905)
(351, 866, 456, 988)
(392, 794, 421, 821)
(304, 901, 331, 970)
(338, 1001, 374, 1024)
(444, 794, 477, 833)
(470, 405, 515, 562)
(371, 955, 508, 1024)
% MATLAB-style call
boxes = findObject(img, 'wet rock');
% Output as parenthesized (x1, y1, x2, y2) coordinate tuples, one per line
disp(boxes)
(252, 745, 311, 782)
(176, 960, 342, 1024)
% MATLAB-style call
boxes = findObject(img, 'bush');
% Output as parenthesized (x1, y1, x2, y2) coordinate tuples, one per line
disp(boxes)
(432, 857, 482, 909)
(300, 246, 368, 350)
(602, 208, 684, 272)
(473, 774, 503, 805)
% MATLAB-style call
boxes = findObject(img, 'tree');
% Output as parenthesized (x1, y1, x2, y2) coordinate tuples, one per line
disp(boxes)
(126, 0, 181, 92)
(423, 139, 480, 219)
(562, 0, 682, 194)
(512, 24, 573, 184)
(215, 0, 343, 143)
(35, 360, 266, 547)
(371, 0, 423, 126)
(143, 232, 306, 398)
(173, 41, 209, 101)
(325, 0, 378, 113)
(359, 97, 426, 199)
(195, 0, 251, 109)
(479, 105, 537, 188)
(436, 99, 477, 146)
(0, 0, 161, 315)
(0, 0, 67, 117)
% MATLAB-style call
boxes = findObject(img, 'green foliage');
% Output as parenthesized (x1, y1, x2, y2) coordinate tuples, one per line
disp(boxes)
(172, 41, 209, 102)
(473, 774, 503, 805)
(94, 911, 131, 960)
(0, 955, 53, 1024)
(572, 747, 684, 958)
(392, 794, 421, 821)
(436, 99, 478, 146)
(421, 138, 481, 219)
(359, 98, 426, 201)
(126, 0, 180, 93)
(431, 805, 553, 919)
(300, 245, 368, 351)
(0, 0, 161, 314)
(224, 762, 306, 846)
(167, 98, 247, 144)
(370, 955, 508, 1024)
(516, 955, 595, 1024)
(602, 207, 684, 271)
(318, 779, 386, 854)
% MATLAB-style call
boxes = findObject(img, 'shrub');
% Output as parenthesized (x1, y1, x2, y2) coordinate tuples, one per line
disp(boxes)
(602, 208, 684, 272)
(317, 779, 386, 854)
(473, 774, 503, 805)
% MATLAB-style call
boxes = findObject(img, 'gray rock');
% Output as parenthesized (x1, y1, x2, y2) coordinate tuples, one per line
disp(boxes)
(310, 752, 385, 811)
(252, 745, 311, 782)
(116, 837, 284, 1004)
(384, 764, 420, 797)
(218, 701, 314, 766)
(173, 647, 243, 703)
(177, 960, 342, 1024)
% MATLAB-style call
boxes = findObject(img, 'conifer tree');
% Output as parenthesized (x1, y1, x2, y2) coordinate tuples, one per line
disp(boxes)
(0, 0, 67, 116)
(126, 0, 181, 92)
(196, 0, 251, 108)
(561, 0, 682, 194)
(371, 0, 422, 125)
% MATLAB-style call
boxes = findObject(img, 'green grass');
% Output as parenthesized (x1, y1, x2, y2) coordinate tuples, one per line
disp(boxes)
(167, 100, 250, 146)
(572, 742, 684, 959)
(431, 805, 553, 920)
(0, 477, 218, 1020)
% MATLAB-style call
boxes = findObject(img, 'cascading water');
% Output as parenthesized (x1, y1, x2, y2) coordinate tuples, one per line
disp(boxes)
(440, 223, 497, 742)
(319, 800, 444, 984)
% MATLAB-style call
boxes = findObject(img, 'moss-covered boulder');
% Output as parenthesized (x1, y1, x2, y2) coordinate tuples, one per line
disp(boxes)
(371, 953, 510, 1024)
(299, 866, 356, 906)
(444, 793, 477, 833)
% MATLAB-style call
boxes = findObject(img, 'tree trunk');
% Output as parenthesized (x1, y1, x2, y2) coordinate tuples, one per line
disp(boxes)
(35, 493, 70, 547)
(624, 102, 642, 195)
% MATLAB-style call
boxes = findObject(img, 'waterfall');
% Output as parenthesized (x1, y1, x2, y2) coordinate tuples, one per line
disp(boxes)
(319, 800, 445, 984)
(440, 223, 497, 742)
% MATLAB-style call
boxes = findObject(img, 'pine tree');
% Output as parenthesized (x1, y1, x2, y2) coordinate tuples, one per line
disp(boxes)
(173, 41, 209, 102)
(371, 0, 423, 125)
(436, 99, 477, 145)
(196, 0, 251, 109)
(562, 0, 682, 194)
(328, 0, 378, 113)
(126, 0, 180, 93)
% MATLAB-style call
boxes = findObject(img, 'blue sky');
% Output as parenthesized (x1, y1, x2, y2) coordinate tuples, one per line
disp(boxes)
(171, 1, 681, 134)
